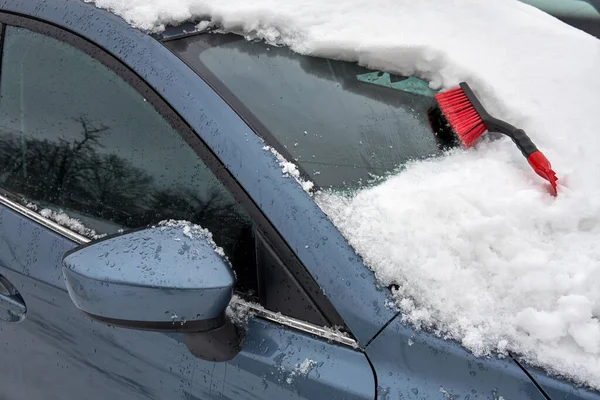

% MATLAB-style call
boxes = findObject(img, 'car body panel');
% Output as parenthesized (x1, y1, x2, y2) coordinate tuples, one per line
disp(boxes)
(366, 317, 547, 399)
(516, 364, 600, 400)
(0, 205, 375, 400)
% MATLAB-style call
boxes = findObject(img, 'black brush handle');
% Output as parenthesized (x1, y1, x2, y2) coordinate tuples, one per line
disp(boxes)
(486, 117, 538, 158)
(510, 129, 538, 158)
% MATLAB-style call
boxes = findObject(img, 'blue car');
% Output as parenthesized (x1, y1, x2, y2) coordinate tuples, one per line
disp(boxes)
(0, 0, 597, 399)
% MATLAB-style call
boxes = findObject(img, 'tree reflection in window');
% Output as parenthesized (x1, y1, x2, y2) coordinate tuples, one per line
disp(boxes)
(0, 116, 257, 294)
(0, 26, 257, 294)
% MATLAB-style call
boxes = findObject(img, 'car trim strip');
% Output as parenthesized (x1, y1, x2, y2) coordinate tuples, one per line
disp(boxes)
(0, 193, 358, 348)
(236, 298, 358, 348)
(0, 194, 89, 244)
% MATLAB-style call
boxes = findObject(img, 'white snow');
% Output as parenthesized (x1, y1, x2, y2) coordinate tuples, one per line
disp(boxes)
(286, 358, 317, 384)
(87, 0, 600, 390)
(262, 146, 314, 193)
(226, 295, 258, 327)
(296, 358, 317, 375)
(157, 219, 227, 257)
(34, 207, 101, 239)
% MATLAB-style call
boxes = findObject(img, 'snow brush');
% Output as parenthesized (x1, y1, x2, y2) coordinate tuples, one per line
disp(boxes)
(434, 82, 558, 196)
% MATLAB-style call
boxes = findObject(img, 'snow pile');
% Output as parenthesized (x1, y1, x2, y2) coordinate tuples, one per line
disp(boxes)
(34, 207, 101, 239)
(316, 151, 600, 387)
(226, 294, 258, 327)
(87, 0, 600, 389)
(157, 219, 226, 257)
(263, 146, 314, 193)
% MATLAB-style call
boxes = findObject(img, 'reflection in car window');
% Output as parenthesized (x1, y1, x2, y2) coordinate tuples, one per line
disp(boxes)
(0, 26, 257, 293)
(167, 34, 444, 190)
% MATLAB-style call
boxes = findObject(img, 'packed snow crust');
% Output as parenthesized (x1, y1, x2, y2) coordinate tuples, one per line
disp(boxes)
(286, 358, 317, 384)
(157, 219, 227, 258)
(24, 202, 102, 239)
(262, 146, 314, 193)
(88, 0, 600, 389)
(38, 208, 97, 238)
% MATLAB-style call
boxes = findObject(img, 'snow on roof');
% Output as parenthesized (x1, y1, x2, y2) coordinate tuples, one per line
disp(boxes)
(86, 0, 600, 389)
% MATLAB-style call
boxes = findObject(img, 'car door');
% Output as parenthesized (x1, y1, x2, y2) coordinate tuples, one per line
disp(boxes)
(0, 16, 375, 400)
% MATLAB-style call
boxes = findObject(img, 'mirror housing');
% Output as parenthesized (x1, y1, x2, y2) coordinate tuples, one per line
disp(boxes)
(62, 223, 235, 333)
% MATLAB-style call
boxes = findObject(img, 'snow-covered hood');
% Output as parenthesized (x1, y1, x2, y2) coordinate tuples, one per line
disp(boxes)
(87, 0, 600, 390)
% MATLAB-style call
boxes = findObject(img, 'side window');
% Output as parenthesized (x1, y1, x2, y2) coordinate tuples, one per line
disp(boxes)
(0, 26, 257, 294)
(0, 25, 339, 329)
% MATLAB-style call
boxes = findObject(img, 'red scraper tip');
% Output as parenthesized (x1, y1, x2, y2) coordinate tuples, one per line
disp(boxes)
(527, 151, 558, 196)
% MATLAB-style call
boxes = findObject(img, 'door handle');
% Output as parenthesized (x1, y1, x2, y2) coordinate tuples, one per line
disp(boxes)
(0, 293, 26, 315)
(0, 274, 27, 322)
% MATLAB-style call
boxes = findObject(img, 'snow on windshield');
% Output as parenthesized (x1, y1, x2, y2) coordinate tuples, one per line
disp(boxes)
(87, 0, 600, 389)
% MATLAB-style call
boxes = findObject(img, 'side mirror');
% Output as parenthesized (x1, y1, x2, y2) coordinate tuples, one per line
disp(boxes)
(62, 222, 242, 361)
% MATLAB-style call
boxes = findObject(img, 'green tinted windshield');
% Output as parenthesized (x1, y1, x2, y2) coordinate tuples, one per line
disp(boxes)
(167, 33, 446, 189)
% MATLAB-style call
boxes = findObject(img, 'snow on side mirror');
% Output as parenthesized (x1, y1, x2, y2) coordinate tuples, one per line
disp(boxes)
(62, 222, 243, 361)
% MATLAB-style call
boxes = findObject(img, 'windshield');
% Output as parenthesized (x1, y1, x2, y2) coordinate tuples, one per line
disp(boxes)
(166, 33, 447, 189)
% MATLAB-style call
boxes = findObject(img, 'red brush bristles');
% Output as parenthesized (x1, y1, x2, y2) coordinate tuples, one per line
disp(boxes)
(435, 87, 487, 147)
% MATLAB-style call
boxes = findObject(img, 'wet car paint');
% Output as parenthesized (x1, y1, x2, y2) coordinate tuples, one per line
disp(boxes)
(0, 205, 375, 400)
(366, 317, 546, 399)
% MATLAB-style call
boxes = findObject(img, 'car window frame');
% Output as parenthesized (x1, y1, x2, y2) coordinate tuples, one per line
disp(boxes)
(162, 33, 314, 185)
(0, 13, 348, 334)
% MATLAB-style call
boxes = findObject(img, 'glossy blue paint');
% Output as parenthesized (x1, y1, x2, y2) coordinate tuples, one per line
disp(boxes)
(0, 0, 396, 345)
(367, 316, 547, 399)
(63, 226, 234, 324)
(516, 364, 600, 400)
(0, 273, 27, 322)
(0, 205, 375, 399)
(222, 319, 374, 399)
